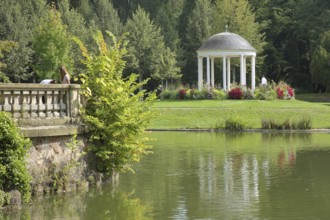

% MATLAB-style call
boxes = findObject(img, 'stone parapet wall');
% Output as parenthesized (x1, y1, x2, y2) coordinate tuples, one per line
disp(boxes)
(0, 83, 82, 125)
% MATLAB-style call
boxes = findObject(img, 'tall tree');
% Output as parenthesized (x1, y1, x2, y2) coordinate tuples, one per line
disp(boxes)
(153, 47, 182, 90)
(310, 31, 330, 92)
(0, 0, 47, 82)
(91, 0, 123, 37)
(155, 1, 184, 52)
(32, 5, 72, 81)
(215, 0, 265, 55)
(58, 0, 90, 74)
(124, 6, 166, 89)
(0, 41, 17, 82)
(181, 0, 214, 83)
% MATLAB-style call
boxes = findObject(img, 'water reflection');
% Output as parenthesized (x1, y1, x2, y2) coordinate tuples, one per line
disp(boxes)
(2, 132, 330, 219)
(0, 186, 151, 220)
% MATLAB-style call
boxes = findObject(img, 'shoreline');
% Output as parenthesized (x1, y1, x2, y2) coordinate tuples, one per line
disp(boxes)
(147, 128, 330, 133)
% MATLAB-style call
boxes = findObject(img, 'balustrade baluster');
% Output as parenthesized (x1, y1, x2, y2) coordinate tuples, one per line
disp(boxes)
(13, 91, 21, 118)
(53, 91, 60, 117)
(30, 91, 38, 118)
(22, 91, 30, 118)
(38, 91, 46, 118)
(60, 90, 67, 117)
(46, 91, 53, 118)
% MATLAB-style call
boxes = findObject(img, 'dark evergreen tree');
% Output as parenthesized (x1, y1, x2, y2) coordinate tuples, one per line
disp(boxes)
(311, 31, 330, 92)
(0, 0, 47, 82)
(124, 6, 167, 90)
(181, 0, 213, 84)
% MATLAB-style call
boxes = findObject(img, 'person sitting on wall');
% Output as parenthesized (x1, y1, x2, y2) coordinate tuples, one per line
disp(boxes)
(40, 79, 56, 84)
(59, 65, 71, 84)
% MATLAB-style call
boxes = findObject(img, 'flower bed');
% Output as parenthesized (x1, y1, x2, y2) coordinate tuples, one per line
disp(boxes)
(160, 82, 295, 100)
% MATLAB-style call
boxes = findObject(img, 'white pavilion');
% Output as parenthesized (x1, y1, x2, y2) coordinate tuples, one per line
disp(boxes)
(197, 32, 257, 91)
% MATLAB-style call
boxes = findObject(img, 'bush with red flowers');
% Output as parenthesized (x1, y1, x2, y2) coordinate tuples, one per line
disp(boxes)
(228, 87, 243, 99)
(277, 87, 284, 99)
(178, 89, 187, 100)
(275, 81, 295, 100)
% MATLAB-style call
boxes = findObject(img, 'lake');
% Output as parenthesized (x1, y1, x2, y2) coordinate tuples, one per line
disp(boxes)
(2, 132, 330, 219)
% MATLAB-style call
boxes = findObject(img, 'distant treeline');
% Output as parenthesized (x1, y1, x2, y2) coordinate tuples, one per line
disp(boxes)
(1, 0, 330, 92)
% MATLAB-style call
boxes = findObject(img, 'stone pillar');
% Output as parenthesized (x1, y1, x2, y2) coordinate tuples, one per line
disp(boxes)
(251, 56, 256, 90)
(223, 56, 227, 91)
(69, 85, 81, 119)
(227, 58, 231, 91)
(243, 56, 247, 86)
(198, 56, 203, 90)
(207, 56, 211, 86)
(240, 55, 244, 86)
(211, 58, 215, 87)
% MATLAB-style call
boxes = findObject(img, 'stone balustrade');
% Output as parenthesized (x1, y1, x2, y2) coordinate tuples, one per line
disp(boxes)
(0, 83, 82, 125)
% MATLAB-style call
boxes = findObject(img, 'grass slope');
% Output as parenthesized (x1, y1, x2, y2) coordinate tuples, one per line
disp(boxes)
(149, 98, 330, 129)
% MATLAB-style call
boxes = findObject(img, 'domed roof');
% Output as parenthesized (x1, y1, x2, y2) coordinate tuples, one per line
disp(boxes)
(197, 32, 256, 52)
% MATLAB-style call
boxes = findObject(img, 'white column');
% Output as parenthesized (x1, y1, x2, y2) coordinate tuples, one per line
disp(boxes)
(243, 56, 247, 86)
(207, 56, 210, 86)
(223, 56, 227, 91)
(240, 55, 244, 86)
(227, 58, 231, 90)
(211, 58, 215, 87)
(198, 56, 203, 90)
(251, 55, 256, 90)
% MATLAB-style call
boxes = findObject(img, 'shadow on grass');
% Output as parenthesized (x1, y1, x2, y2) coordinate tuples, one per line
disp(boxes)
(296, 93, 330, 103)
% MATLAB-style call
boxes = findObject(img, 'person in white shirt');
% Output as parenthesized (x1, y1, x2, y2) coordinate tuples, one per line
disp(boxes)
(40, 79, 56, 84)
(261, 76, 267, 86)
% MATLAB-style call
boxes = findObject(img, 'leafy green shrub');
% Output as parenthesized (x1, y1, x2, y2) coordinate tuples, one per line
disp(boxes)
(255, 86, 277, 100)
(74, 31, 156, 174)
(224, 116, 247, 131)
(0, 190, 10, 206)
(191, 89, 208, 100)
(213, 89, 227, 100)
(160, 90, 177, 100)
(0, 112, 31, 202)
(242, 88, 255, 99)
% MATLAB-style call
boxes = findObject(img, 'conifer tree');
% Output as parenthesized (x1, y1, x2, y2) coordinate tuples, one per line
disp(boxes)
(181, 0, 214, 83)
(0, 0, 47, 82)
(124, 6, 166, 87)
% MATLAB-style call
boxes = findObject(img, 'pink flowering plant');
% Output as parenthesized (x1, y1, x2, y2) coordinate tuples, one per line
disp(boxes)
(275, 81, 295, 100)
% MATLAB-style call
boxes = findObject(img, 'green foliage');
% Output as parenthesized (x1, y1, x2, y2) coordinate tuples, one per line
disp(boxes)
(74, 31, 157, 174)
(224, 116, 247, 131)
(0, 190, 10, 207)
(0, 40, 17, 82)
(159, 87, 227, 100)
(0, 112, 31, 202)
(262, 116, 312, 130)
(153, 47, 182, 90)
(254, 82, 277, 100)
(32, 4, 72, 81)
(160, 90, 178, 100)
(311, 31, 330, 91)
(242, 88, 255, 100)
(0, 0, 45, 82)
(124, 7, 166, 86)
(181, 0, 213, 83)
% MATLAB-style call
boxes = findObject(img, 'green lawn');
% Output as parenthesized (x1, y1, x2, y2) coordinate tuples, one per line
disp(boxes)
(149, 98, 330, 129)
